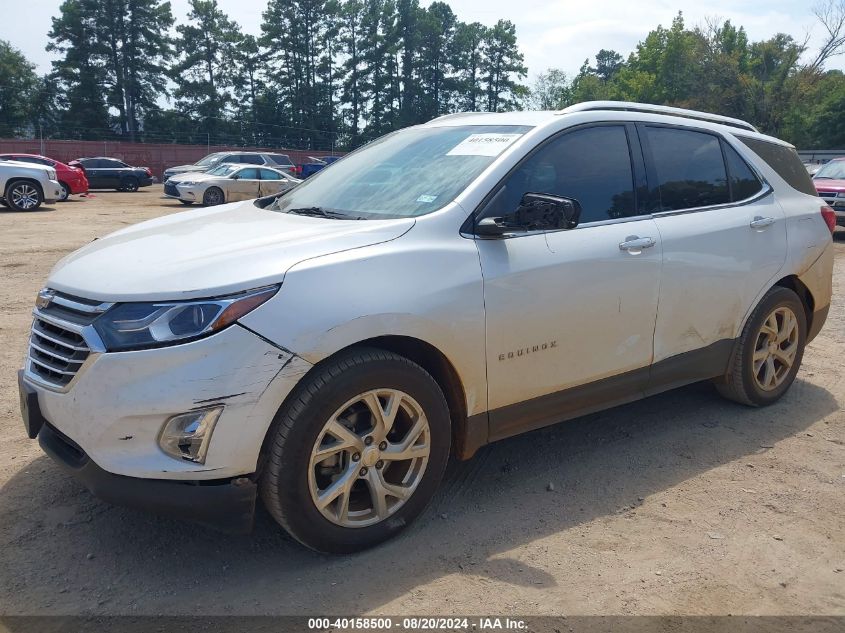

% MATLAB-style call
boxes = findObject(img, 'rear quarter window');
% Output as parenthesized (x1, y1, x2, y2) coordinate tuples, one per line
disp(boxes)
(737, 137, 816, 196)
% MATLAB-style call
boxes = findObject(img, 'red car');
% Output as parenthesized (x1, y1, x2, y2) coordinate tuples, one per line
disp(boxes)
(813, 157, 845, 229)
(0, 153, 89, 201)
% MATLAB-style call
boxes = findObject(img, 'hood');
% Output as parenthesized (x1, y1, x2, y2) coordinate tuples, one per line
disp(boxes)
(48, 200, 415, 301)
(0, 160, 53, 174)
(166, 169, 212, 183)
(174, 171, 222, 184)
(813, 178, 845, 192)
(166, 164, 206, 174)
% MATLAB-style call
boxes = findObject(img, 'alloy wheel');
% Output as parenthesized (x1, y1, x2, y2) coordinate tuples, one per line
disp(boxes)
(10, 184, 39, 210)
(752, 306, 799, 391)
(308, 388, 431, 528)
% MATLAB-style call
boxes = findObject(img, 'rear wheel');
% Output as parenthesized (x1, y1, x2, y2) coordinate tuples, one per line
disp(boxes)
(260, 347, 451, 553)
(119, 177, 139, 192)
(715, 286, 806, 406)
(58, 183, 71, 201)
(5, 181, 43, 211)
(202, 187, 224, 206)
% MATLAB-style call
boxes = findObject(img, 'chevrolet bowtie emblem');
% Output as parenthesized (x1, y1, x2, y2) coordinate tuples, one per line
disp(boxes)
(35, 288, 55, 310)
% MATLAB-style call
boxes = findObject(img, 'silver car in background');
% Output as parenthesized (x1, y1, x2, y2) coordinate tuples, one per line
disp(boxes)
(164, 164, 301, 206)
(163, 151, 297, 180)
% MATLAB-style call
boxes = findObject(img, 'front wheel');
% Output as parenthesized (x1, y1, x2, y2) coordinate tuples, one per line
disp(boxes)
(715, 286, 806, 406)
(202, 186, 224, 206)
(58, 183, 70, 201)
(5, 181, 43, 211)
(260, 348, 451, 553)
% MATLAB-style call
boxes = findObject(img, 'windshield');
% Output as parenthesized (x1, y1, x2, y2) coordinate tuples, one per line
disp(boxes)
(207, 164, 239, 177)
(196, 152, 227, 167)
(814, 161, 845, 179)
(269, 125, 532, 219)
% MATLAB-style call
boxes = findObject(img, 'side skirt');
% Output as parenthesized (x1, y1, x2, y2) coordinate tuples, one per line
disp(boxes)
(463, 338, 736, 454)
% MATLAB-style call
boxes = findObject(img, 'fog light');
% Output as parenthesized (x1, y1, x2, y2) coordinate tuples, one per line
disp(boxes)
(158, 406, 223, 464)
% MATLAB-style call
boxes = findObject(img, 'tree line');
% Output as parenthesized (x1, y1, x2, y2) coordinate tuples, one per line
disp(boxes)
(1, 1, 844, 150)
(0, 0, 526, 150)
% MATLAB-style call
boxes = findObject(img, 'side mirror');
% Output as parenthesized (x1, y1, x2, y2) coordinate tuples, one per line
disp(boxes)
(475, 193, 582, 237)
(231, 174, 240, 180)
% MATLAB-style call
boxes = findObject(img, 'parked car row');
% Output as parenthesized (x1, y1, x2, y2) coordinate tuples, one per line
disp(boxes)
(0, 154, 88, 202)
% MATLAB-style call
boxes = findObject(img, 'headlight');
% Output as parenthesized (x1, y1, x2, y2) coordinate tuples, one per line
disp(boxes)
(47, 169, 57, 180)
(93, 285, 278, 351)
(179, 181, 197, 186)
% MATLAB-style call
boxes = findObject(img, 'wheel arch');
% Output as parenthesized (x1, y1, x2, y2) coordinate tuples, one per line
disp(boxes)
(258, 335, 481, 471)
(772, 275, 815, 332)
(5, 177, 44, 196)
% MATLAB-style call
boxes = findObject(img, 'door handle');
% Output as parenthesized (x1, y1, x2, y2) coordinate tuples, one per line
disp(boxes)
(619, 236, 656, 253)
(750, 216, 775, 230)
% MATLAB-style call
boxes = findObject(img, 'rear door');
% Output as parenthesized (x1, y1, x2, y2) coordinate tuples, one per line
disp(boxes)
(476, 123, 663, 439)
(258, 168, 293, 196)
(641, 124, 786, 388)
(226, 167, 261, 200)
(81, 159, 107, 188)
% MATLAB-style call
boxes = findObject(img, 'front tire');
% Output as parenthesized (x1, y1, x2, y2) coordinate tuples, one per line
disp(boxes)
(202, 187, 224, 206)
(58, 183, 70, 201)
(5, 181, 43, 211)
(715, 286, 806, 406)
(260, 347, 451, 554)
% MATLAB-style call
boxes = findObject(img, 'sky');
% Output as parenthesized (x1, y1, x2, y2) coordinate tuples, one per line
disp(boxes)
(4, 0, 843, 83)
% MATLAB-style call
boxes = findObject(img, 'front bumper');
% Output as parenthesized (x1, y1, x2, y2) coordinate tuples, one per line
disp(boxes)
(44, 179, 62, 203)
(19, 323, 312, 531)
(21, 324, 312, 480)
(38, 420, 257, 533)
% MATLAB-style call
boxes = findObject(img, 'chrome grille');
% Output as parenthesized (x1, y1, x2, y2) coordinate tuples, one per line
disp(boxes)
(26, 290, 111, 390)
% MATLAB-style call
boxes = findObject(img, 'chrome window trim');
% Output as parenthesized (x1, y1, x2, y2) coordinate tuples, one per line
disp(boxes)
(651, 184, 773, 219)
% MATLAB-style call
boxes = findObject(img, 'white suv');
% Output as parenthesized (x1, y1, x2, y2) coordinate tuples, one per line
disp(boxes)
(18, 102, 834, 553)
(0, 160, 62, 211)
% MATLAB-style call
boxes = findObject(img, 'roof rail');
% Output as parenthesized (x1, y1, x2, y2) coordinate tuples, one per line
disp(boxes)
(559, 101, 759, 133)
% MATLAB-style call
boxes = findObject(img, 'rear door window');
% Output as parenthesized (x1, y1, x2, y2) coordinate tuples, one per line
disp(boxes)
(267, 154, 293, 167)
(723, 143, 764, 201)
(645, 127, 729, 211)
(259, 168, 283, 180)
(238, 154, 263, 165)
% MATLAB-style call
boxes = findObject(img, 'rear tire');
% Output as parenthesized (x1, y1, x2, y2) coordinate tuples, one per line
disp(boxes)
(120, 177, 139, 192)
(202, 187, 224, 206)
(5, 181, 43, 211)
(715, 286, 806, 406)
(260, 347, 451, 554)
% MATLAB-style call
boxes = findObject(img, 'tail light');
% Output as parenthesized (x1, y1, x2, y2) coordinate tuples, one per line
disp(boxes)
(821, 205, 836, 233)
(143, 167, 153, 177)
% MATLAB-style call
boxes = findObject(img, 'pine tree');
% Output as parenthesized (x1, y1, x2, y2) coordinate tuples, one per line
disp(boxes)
(482, 20, 527, 111)
(173, 0, 241, 138)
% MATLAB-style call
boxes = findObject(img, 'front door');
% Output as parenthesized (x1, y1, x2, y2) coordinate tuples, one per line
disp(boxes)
(475, 123, 662, 440)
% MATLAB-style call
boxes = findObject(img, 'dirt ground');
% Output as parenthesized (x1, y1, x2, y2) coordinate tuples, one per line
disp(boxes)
(0, 187, 843, 616)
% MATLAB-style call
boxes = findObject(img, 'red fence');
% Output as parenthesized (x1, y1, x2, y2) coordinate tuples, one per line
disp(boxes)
(0, 138, 340, 180)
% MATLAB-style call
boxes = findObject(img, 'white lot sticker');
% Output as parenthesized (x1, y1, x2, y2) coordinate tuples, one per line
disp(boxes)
(416, 194, 437, 203)
(446, 133, 522, 157)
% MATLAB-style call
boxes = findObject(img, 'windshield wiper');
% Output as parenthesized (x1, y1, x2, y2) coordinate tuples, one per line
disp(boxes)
(286, 206, 364, 220)
(814, 176, 833, 179)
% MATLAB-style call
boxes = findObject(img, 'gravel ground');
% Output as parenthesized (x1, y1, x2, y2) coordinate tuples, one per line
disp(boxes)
(0, 187, 843, 616)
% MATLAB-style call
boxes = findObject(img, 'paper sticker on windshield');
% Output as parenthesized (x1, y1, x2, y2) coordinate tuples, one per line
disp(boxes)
(416, 194, 437, 203)
(446, 133, 522, 157)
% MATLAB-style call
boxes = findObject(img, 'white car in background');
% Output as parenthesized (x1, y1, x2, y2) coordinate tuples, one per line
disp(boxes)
(19, 102, 834, 554)
(0, 161, 62, 211)
(164, 164, 301, 206)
